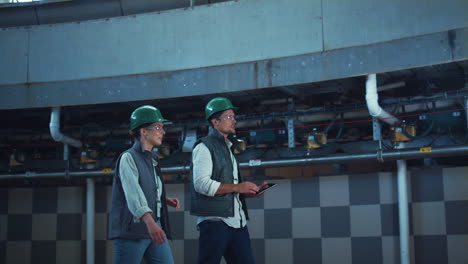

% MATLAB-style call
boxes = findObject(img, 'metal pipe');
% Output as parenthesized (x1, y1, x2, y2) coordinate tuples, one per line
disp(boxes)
(366, 74, 399, 125)
(49, 107, 82, 148)
(86, 178, 95, 264)
(4, 98, 459, 139)
(465, 97, 468, 129)
(1, 145, 467, 179)
(260, 98, 293, 106)
(0, 170, 112, 180)
(239, 145, 468, 168)
(397, 144, 410, 264)
(162, 165, 191, 174)
(64, 144, 69, 161)
(287, 100, 295, 148)
(378, 81, 405, 92)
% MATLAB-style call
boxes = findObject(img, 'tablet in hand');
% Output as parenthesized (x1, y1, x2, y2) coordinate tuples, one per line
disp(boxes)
(256, 183, 277, 194)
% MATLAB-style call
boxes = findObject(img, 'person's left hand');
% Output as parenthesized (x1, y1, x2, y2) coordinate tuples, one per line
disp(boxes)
(166, 198, 180, 210)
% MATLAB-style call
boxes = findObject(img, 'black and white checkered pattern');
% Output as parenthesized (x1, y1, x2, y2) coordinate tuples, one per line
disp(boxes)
(1, 166, 467, 264)
(1, 185, 112, 264)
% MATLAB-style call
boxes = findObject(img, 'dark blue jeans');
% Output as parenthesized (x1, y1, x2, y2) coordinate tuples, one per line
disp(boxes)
(198, 220, 254, 264)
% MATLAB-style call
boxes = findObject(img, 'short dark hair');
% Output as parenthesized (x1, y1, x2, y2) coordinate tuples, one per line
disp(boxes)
(207, 112, 222, 127)
(130, 123, 152, 140)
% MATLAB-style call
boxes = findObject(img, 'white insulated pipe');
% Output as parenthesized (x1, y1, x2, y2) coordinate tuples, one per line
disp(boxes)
(367, 75, 408, 262)
(49, 107, 82, 148)
(366, 74, 399, 125)
(397, 143, 410, 264)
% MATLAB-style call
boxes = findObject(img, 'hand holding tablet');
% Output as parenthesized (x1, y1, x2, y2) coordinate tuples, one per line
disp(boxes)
(256, 183, 277, 195)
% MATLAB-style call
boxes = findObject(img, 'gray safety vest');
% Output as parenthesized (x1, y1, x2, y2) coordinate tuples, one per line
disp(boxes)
(190, 129, 249, 220)
(108, 141, 171, 240)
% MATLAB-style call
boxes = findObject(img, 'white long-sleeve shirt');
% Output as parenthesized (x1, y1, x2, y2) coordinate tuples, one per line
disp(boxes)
(119, 152, 162, 222)
(192, 141, 247, 228)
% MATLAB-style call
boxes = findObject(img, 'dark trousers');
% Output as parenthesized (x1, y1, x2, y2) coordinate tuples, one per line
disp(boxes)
(198, 220, 254, 264)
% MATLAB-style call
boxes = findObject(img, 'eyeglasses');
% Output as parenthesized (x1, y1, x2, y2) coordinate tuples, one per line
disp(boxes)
(145, 125, 165, 132)
(217, 115, 236, 121)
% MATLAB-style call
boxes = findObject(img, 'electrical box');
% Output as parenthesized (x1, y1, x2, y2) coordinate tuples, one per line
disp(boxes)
(80, 151, 96, 164)
(182, 130, 197, 152)
(421, 110, 464, 128)
(392, 125, 416, 142)
(248, 128, 288, 146)
(156, 146, 171, 159)
(233, 139, 246, 154)
(307, 132, 327, 149)
(9, 154, 23, 167)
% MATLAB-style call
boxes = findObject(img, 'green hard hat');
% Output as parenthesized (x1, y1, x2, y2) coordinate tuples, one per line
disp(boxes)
(130, 105, 169, 130)
(205, 97, 239, 120)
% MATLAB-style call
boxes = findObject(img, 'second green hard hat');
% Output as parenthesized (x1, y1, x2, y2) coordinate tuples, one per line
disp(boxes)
(205, 97, 239, 120)
(130, 105, 169, 130)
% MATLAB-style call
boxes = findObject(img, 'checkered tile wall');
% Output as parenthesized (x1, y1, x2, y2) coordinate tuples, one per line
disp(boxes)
(1, 166, 467, 264)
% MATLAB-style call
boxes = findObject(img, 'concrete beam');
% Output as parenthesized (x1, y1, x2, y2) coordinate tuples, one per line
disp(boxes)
(1, 0, 467, 86)
(1, 28, 466, 109)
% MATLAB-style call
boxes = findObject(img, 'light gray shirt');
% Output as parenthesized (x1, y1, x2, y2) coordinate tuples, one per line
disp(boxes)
(192, 141, 247, 228)
(119, 152, 162, 222)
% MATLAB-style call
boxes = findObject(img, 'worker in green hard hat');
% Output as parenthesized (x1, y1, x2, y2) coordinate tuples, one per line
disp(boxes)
(190, 97, 267, 264)
(109, 105, 179, 264)
(204, 96, 239, 120)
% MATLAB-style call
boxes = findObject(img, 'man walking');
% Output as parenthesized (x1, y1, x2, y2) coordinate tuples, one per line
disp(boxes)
(190, 97, 267, 264)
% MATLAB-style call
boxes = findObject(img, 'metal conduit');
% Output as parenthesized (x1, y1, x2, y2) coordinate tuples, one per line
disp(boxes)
(397, 153, 410, 264)
(251, 145, 467, 167)
(1, 145, 467, 180)
(86, 178, 95, 264)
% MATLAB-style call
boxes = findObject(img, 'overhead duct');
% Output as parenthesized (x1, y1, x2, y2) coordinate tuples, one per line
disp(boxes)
(366, 74, 399, 125)
(49, 107, 82, 148)
(1, 145, 467, 179)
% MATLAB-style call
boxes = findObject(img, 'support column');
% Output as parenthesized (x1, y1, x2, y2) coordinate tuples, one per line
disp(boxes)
(397, 143, 410, 264)
(86, 178, 95, 264)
